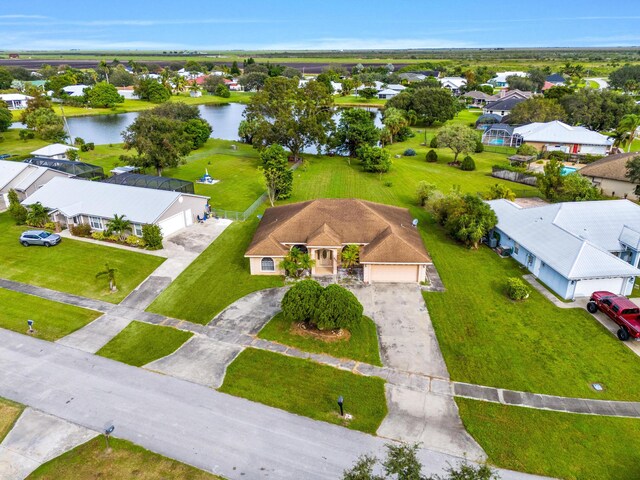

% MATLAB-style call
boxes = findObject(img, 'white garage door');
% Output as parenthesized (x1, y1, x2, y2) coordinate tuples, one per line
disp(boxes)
(574, 277, 625, 298)
(370, 264, 418, 283)
(158, 212, 186, 237)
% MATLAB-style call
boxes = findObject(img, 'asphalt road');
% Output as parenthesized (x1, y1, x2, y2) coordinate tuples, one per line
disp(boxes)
(0, 329, 547, 479)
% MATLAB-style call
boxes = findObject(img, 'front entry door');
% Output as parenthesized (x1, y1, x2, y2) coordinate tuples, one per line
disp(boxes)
(318, 249, 333, 267)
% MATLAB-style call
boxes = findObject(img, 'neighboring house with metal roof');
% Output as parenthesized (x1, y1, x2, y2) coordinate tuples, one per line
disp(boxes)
(0, 93, 33, 110)
(579, 152, 640, 200)
(377, 88, 399, 99)
(513, 121, 613, 155)
(438, 77, 467, 95)
(22, 177, 208, 237)
(30, 144, 78, 160)
(0, 160, 72, 209)
(488, 199, 640, 299)
(489, 71, 528, 87)
(245, 199, 432, 283)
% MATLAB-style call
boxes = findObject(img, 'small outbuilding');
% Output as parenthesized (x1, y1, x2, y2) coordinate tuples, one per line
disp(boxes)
(30, 144, 79, 160)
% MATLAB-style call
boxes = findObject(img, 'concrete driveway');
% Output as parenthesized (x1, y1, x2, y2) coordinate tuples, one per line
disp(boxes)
(350, 284, 485, 460)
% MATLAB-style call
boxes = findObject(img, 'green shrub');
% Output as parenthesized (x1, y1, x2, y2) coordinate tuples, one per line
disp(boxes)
(403, 148, 416, 156)
(507, 277, 531, 301)
(315, 284, 363, 331)
(7, 189, 27, 225)
(547, 150, 568, 162)
(74, 137, 85, 146)
(19, 129, 35, 141)
(383, 181, 393, 187)
(516, 144, 538, 156)
(142, 224, 163, 250)
(80, 142, 95, 152)
(475, 138, 484, 153)
(429, 136, 438, 148)
(460, 155, 476, 171)
(281, 279, 324, 324)
(91, 231, 105, 240)
(43, 222, 57, 231)
(70, 223, 92, 237)
(425, 149, 438, 163)
(107, 234, 120, 242)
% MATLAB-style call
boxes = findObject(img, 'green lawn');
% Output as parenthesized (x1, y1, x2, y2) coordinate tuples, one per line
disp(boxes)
(0, 129, 49, 159)
(457, 398, 640, 480)
(219, 348, 387, 434)
(0, 213, 164, 303)
(96, 321, 193, 366)
(422, 221, 640, 400)
(0, 288, 101, 341)
(28, 436, 221, 480)
(334, 95, 386, 107)
(148, 216, 283, 324)
(79, 138, 265, 212)
(0, 398, 23, 443)
(258, 313, 382, 366)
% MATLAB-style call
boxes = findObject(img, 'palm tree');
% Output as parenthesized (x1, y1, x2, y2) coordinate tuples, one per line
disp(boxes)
(279, 247, 315, 278)
(626, 155, 640, 184)
(106, 214, 131, 240)
(341, 244, 360, 274)
(96, 263, 118, 292)
(98, 60, 110, 84)
(160, 68, 172, 91)
(609, 129, 629, 151)
(172, 74, 187, 94)
(26, 202, 49, 227)
(618, 114, 640, 152)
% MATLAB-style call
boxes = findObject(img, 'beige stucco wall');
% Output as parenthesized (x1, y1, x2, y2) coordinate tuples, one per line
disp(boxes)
(249, 256, 285, 275)
(589, 177, 638, 201)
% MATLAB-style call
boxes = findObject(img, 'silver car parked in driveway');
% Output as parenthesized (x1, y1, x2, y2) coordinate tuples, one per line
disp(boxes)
(20, 230, 61, 247)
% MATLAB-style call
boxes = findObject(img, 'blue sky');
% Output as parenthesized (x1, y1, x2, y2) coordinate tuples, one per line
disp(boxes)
(2, 0, 640, 51)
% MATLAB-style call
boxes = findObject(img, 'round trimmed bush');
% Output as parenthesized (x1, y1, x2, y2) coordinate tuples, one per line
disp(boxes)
(429, 136, 438, 148)
(403, 148, 416, 157)
(475, 138, 484, 153)
(460, 155, 476, 171)
(507, 277, 531, 301)
(281, 279, 324, 324)
(516, 144, 538, 156)
(426, 149, 438, 163)
(314, 284, 363, 331)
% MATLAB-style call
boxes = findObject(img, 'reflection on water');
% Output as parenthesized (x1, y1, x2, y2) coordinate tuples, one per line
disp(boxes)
(12, 102, 382, 152)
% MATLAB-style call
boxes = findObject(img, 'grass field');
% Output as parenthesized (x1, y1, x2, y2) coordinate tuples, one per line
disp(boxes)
(96, 321, 193, 366)
(457, 398, 640, 480)
(334, 95, 386, 107)
(258, 313, 382, 365)
(27, 436, 221, 480)
(81, 139, 266, 211)
(0, 398, 23, 443)
(0, 213, 164, 303)
(10, 92, 254, 121)
(0, 129, 49, 159)
(219, 348, 387, 434)
(0, 288, 100, 341)
(148, 217, 283, 323)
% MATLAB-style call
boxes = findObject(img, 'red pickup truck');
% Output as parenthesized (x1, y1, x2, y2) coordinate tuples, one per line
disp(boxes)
(587, 291, 640, 341)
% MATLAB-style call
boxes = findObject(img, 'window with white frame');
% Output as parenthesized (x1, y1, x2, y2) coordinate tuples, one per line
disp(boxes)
(261, 257, 275, 271)
(133, 224, 143, 236)
(89, 216, 103, 230)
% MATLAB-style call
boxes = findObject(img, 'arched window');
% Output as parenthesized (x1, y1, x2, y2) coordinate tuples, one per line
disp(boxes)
(261, 257, 275, 271)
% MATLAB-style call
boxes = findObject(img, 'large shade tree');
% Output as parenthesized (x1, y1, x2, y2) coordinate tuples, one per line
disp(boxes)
(244, 76, 335, 161)
(436, 124, 478, 161)
(386, 86, 459, 126)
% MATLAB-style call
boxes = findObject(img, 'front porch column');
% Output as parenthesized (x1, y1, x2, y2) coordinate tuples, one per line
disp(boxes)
(309, 248, 317, 275)
(332, 248, 338, 275)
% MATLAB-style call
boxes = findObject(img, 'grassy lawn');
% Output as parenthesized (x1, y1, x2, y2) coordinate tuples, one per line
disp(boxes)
(457, 398, 640, 480)
(0, 398, 24, 443)
(0, 288, 100, 341)
(258, 312, 382, 366)
(96, 321, 193, 366)
(78, 139, 265, 212)
(0, 128, 49, 159)
(219, 348, 387, 434)
(334, 95, 386, 107)
(422, 221, 640, 401)
(0, 213, 164, 303)
(28, 436, 221, 480)
(148, 216, 283, 324)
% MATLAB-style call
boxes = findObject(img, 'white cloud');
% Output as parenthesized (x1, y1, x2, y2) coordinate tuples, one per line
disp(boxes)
(0, 14, 48, 19)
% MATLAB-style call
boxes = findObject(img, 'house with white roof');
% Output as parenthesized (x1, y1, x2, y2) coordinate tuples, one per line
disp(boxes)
(377, 88, 399, 100)
(438, 77, 467, 95)
(60, 85, 90, 97)
(22, 177, 208, 237)
(514, 121, 613, 155)
(0, 160, 73, 209)
(30, 144, 78, 160)
(0, 93, 33, 110)
(488, 199, 640, 299)
(489, 72, 528, 87)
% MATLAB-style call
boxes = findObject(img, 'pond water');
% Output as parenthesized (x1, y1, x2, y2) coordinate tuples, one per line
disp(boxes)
(12, 103, 382, 151)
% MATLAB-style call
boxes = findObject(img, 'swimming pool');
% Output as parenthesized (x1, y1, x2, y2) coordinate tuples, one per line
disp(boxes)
(561, 166, 577, 176)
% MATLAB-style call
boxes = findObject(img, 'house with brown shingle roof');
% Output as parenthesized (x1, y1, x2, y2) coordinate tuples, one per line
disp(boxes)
(579, 152, 640, 200)
(245, 199, 432, 283)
